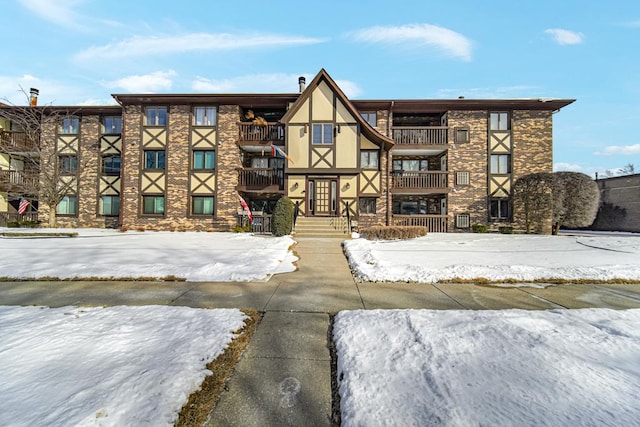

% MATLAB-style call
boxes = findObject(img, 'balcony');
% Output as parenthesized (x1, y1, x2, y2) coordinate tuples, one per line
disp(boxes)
(392, 214, 448, 232)
(237, 122, 285, 152)
(0, 131, 38, 153)
(391, 171, 449, 194)
(0, 170, 39, 192)
(236, 168, 284, 192)
(392, 126, 448, 155)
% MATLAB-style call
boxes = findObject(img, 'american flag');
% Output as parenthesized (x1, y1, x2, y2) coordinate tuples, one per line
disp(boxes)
(237, 193, 253, 223)
(18, 198, 30, 215)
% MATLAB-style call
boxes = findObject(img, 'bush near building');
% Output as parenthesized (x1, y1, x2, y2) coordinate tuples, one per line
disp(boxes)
(272, 197, 294, 237)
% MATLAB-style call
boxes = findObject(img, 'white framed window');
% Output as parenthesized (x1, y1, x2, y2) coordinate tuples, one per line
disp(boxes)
(360, 150, 379, 169)
(60, 117, 79, 134)
(360, 112, 377, 127)
(103, 116, 122, 134)
(57, 195, 78, 215)
(456, 214, 470, 228)
(193, 106, 217, 126)
(312, 123, 333, 144)
(454, 127, 469, 143)
(489, 112, 510, 131)
(100, 196, 120, 216)
(455, 171, 470, 186)
(143, 195, 165, 215)
(145, 107, 167, 126)
(490, 154, 511, 174)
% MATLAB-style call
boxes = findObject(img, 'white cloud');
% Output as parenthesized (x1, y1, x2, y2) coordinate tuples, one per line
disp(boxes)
(553, 162, 583, 172)
(19, 0, 84, 27)
(594, 144, 640, 156)
(544, 28, 584, 45)
(0, 74, 75, 105)
(349, 24, 472, 61)
(192, 73, 363, 98)
(436, 85, 542, 99)
(74, 33, 326, 62)
(102, 71, 177, 93)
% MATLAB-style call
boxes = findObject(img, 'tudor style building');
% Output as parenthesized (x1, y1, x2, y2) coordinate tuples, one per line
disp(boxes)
(0, 69, 574, 233)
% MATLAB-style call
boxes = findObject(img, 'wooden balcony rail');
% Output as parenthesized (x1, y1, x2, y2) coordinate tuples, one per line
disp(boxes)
(0, 131, 38, 152)
(0, 170, 39, 188)
(0, 211, 39, 226)
(392, 214, 448, 232)
(237, 168, 284, 189)
(392, 126, 448, 145)
(391, 171, 448, 189)
(238, 122, 285, 142)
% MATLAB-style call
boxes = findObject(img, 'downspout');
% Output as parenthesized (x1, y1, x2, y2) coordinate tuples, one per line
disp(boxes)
(386, 101, 394, 226)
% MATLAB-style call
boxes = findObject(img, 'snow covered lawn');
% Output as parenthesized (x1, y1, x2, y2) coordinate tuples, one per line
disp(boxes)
(0, 229, 297, 281)
(344, 233, 640, 283)
(334, 309, 640, 426)
(0, 305, 246, 426)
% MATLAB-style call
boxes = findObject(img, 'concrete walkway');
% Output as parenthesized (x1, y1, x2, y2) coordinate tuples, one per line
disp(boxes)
(2, 238, 640, 426)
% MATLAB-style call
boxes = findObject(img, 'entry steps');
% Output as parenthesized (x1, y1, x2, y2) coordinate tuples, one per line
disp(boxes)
(293, 216, 350, 238)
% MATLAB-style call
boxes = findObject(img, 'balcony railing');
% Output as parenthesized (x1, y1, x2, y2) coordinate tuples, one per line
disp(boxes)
(0, 211, 39, 226)
(237, 168, 284, 191)
(238, 122, 285, 142)
(0, 170, 39, 190)
(392, 126, 448, 145)
(0, 131, 38, 152)
(391, 171, 448, 191)
(392, 214, 448, 232)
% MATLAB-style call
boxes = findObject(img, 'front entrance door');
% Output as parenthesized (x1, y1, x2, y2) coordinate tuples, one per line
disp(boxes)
(309, 179, 337, 216)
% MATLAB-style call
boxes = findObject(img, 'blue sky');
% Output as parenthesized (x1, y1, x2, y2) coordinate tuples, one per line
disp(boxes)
(1, 0, 639, 177)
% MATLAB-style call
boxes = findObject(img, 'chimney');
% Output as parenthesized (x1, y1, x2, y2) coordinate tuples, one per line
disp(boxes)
(298, 76, 306, 93)
(29, 88, 39, 107)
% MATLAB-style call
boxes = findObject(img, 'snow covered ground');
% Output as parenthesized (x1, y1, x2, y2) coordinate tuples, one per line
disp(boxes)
(0, 305, 246, 426)
(343, 233, 640, 283)
(334, 308, 640, 427)
(0, 229, 297, 281)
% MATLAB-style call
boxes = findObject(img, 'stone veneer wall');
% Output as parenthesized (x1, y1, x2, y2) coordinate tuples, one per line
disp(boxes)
(214, 105, 243, 230)
(446, 110, 489, 230)
(120, 105, 142, 230)
(36, 117, 58, 226)
(512, 110, 553, 233)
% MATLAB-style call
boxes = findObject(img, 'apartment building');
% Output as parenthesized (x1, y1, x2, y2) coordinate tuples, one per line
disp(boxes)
(0, 69, 574, 232)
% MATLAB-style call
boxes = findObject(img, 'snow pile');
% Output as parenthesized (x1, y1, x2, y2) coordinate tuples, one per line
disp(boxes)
(334, 309, 640, 426)
(0, 305, 246, 426)
(0, 229, 297, 281)
(343, 233, 640, 283)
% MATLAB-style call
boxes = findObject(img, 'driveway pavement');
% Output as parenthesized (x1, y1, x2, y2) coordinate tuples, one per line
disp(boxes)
(2, 237, 640, 426)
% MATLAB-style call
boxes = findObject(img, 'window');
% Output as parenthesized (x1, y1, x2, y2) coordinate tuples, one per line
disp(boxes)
(56, 195, 77, 215)
(392, 159, 429, 172)
(59, 155, 78, 174)
(145, 107, 167, 126)
(193, 107, 217, 126)
(360, 112, 377, 127)
(490, 199, 510, 220)
(192, 196, 214, 215)
(454, 127, 469, 143)
(359, 197, 377, 214)
(455, 171, 470, 186)
(456, 214, 471, 228)
(60, 117, 79, 134)
(193, 151, 215, 170)
(490, 154, 511, 174)
(489, 112, 510, 131)
(102, 156, 121, 175)
(144, 150, 166, 169)
(312, 123, 333, 144)
(361, 151, 379, 169)
(103, 116, 122, 134)
(100, 196, 120, 216)
(143, 195, 165, 214)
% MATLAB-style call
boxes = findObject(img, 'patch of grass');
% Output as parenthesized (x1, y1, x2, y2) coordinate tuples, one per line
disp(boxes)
(175, 309, 262, 427)
(0, 275, 187, 282)
(0, 232, 78, 238)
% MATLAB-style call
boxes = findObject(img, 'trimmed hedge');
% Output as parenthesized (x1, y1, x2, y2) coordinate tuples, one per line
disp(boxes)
(272, 196, 294, 237)
(359, 225, 427, 240)
(499, 226, 514, 234)
(472, 224, 489, 233)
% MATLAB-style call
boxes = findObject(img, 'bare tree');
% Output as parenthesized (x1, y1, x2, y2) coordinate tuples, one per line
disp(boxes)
(0, 88, 83, 226)
(552, 171, 600, 233)
(513, 172, 554, 233)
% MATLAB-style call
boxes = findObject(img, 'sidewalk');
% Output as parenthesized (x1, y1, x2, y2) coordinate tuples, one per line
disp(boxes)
(2, 238, 640, 426)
